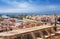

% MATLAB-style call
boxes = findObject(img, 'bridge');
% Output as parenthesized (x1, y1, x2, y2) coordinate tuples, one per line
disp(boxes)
(0, 26, 59, 39)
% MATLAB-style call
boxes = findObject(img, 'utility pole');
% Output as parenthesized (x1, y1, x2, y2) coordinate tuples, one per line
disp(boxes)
(54, 14, 57, 31)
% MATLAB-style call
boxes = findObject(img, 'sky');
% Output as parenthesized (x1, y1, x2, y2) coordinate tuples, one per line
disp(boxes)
(0, 0, 60, 13)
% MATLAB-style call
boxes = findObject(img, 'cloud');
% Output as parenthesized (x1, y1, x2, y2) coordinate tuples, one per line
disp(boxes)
(0, 5, 59, 13)
(0, 0, 60, 13)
